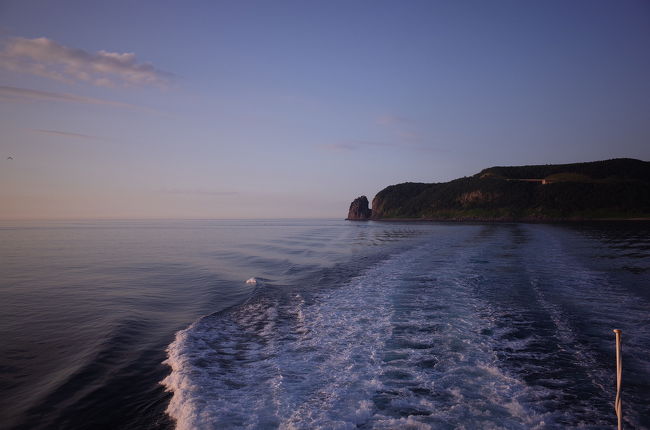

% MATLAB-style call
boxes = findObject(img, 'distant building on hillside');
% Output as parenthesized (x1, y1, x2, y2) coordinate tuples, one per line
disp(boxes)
(504, 178, 553, 185)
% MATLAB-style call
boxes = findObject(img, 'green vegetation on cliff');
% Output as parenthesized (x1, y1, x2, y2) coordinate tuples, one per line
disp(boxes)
(370, 158, 650, 220)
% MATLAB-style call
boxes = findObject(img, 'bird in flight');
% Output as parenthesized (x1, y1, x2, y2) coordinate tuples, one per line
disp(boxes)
(7, 156, 13, 160)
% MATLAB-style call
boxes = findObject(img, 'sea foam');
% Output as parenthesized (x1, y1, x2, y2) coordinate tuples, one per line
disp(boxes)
(161, 241, 553, 429)
(162, 225, 650, 429)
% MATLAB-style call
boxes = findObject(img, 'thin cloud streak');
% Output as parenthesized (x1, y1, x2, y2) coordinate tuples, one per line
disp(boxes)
(377, 114, 424, 145)
(29, 129, 102, 140)
(320, 139, 443, 153)
(162, 188, 240, 197)
(0, 37, 172, 87)
(0, 85, 158, 112)
(319, 140, 405, 152)
(319, 143, 357, 151)
(396, 130, 422, 141)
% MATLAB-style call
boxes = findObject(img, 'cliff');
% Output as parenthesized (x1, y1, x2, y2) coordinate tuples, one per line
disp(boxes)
(349, 158, 650, 221)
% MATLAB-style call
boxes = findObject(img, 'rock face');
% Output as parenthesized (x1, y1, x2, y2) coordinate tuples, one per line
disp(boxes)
(346, 196, 372, 220)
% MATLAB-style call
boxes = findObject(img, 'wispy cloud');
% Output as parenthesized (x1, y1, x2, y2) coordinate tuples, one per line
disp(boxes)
(0, 37, 171, 88)
(162, 188, 240, 197)
(319, 142, 358, 151)
(29, 129, 102, 140)
(376, 114, 424, 143)
(319, 114, 430, 153)
(320, 137, 440, 153)
(396, 130, 422, 141)
(0, 85, 155, 112)
(319, 140, 398, 151)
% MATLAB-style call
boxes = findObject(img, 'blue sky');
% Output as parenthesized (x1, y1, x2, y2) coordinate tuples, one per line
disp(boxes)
(1, 0, 649, 218)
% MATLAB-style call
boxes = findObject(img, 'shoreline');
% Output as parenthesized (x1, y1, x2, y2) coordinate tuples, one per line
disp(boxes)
(347, 217, 650, 223)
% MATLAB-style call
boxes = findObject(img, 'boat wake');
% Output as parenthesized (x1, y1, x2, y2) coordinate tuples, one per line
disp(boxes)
(161, 225, 649, 429)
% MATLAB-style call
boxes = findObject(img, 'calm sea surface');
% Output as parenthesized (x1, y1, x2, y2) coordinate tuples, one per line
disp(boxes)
(0, 219, 649, 429)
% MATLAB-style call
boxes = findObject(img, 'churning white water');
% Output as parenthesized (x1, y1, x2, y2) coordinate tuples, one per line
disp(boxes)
(162, 224, 650, 429)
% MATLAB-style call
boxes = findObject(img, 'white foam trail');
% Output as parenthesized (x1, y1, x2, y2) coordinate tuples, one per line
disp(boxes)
(162, 255, 398, 429)
(162, 237, 559, 429)
(162, 225, 645, 429)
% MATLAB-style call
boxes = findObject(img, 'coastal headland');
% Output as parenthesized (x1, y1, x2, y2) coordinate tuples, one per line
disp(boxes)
(347, 158, 650, 222)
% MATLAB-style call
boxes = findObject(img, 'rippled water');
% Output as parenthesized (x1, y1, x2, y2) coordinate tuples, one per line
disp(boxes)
(1, 220, 649, 429)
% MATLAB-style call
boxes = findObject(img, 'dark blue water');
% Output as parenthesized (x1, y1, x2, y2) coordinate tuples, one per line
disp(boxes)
(0, 220, 648, 429)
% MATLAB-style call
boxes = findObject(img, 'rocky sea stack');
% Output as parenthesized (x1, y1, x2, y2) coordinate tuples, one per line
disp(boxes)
(346, 196, 372, 220)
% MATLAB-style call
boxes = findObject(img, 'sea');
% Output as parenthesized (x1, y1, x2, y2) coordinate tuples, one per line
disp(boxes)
(0, 219, 649, 430)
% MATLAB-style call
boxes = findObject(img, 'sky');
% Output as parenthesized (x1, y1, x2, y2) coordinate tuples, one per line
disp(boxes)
(0, 0, 649, 219)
